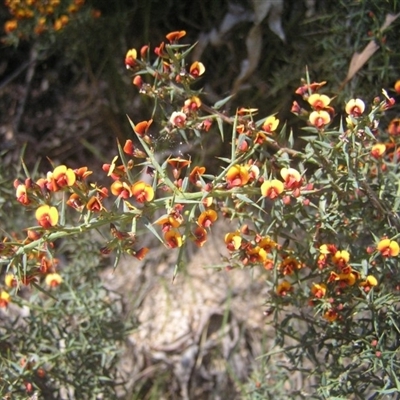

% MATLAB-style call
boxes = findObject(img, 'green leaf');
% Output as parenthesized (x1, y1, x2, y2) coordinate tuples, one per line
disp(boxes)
(216, 116, 224, 141)
(235, 193, 267, 214)
(143, 218, 165, 245)
(213, 95, 234, 110)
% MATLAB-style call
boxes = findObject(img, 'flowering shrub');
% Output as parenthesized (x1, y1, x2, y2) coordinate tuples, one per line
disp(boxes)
(3, 29, 400, 398)
(3, 0, 100, 41)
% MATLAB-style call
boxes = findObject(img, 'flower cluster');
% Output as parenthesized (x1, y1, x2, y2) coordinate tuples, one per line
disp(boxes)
(4, 0, 100, 39)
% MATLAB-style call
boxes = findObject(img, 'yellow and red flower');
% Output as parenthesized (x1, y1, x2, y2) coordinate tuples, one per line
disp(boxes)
(0, 291, 11, 308)
(323, 309, 338, 322)
(189, 61, 205, 78)
(311, 283, 327, 299)
(245, 246, 267, 264)
(86, 196, 105, 212)
(197, 209, 218, 228)
(103, 158, 126, 180)
(45, 273, 62, 288)
(225, 231, 242, 251)
(16, 184, 31, 205)
(183, 96, 202, 113)
(131, 181, 154, 203)
(225, 164, 250, 188)
(46, 165, 76, 191)
(262, 115, 279, 134)
(110, 180, 132, 199)
(345, 98, 365, 117)
(340, 271, 358, 286)
(154, 213, 183, 232)
(54, 15, 69, 31)
(280, 167, 302, 190)
(164, 229, 183, 248)
(370, 143, 386, 159)
(74, 166, 92, 180)
(248, 164, 260, 182)
(125, 48, 137, 69)
(295, 81, 326, 97)
(261, 179, 284, 199)
(377, 238, 400, 257)
(309, 110, 331, 129)
(123, 139, 135, 156)
(279, 257, 302, 276)
(276, 280, 292, 296)
(258, 236, 277, 252)
(66, 193, 84, 211)
(5, 273, 17, 288)
(332, 250, 350, 269)
(35, 205, 59, 228)
(359, 275, 378, 292)
(308, 93, 331, 111)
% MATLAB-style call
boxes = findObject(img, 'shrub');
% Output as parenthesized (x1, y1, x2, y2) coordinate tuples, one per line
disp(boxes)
(2, 10, 400, 399)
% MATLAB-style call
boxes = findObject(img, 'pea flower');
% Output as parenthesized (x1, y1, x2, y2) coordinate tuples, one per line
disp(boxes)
(35, 205, 59, 228)
(308, 93, 331, 110)
(258, 236, 277, 252)
(309, 110, 331, 129)
(189, 61, 205, 78)
(261, 179, 284, 199)
(225, 232, 242, 251)
(164, 230, 183, 248)
(170, 111, 187, 127)
(46, 165, 76, 191)
(323, 309, 338, 322)
(0, 291, 11, 308)
(131, 181, 154, 203)
(279, 257, 301, 275)
(332, 250, 350, 269)
(370, 143, 386, 159)
(280, 167, 302, 190)
(5, 274, 17, 288)
(16, 184, 31, 205)
(125, 48, 137, 69)
(166, 30, 186, 42)
(246, 246, 267, 263)
(183, 96, 202, 113)
(110, 180, 132, 199)
(377, 238, 400, 257)
(359, 275, 378, 292)
(154, 214, 182, 232)
(225, 165, 250, 188)
(189, 166, 206, 186)
(197, 209, 218, 228)
(311, 283, 327, 299)
(45, 273, 63, 288)
(345, 98, 365, 117)
(262, 115, 279, 134)
(276, 280, 292, 296)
